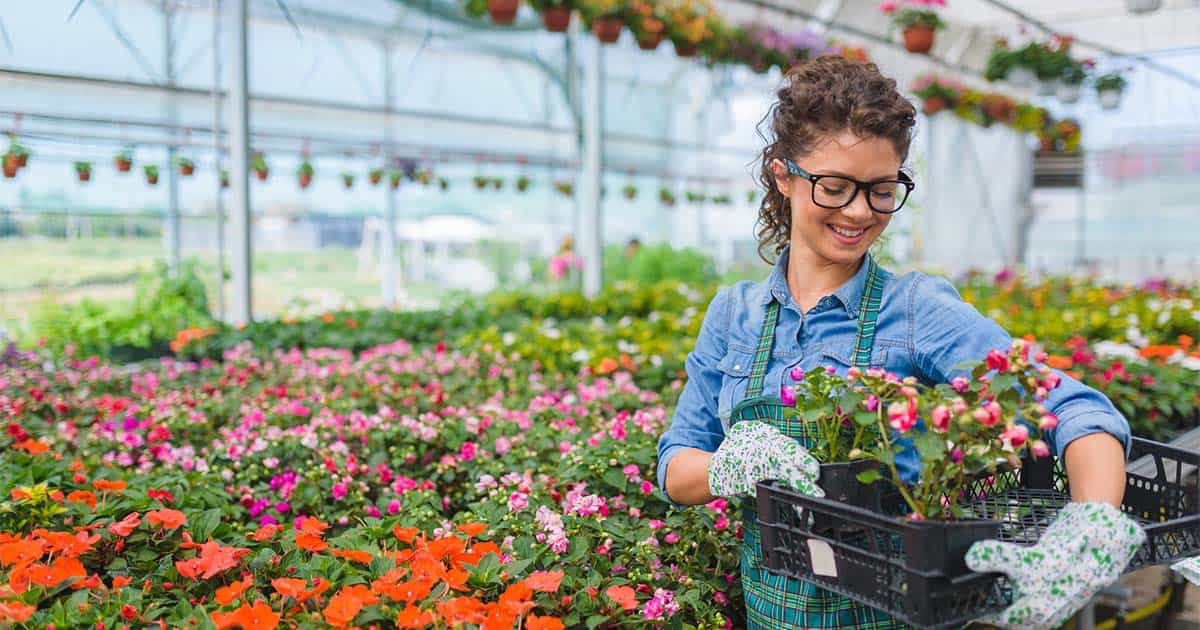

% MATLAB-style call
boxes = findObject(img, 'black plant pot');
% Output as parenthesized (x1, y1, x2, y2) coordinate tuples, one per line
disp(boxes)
(812, 459, 883, 532)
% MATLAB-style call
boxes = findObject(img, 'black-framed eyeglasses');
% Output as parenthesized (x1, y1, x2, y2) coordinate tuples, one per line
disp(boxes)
(782, 159, 915, 214)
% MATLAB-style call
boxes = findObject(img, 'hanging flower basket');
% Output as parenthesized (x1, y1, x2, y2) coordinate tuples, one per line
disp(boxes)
(341, 173, 355, 189)
(369, 169, 384, 186)
(251, 154, 269, 181)
(592, 16, 623, 43)
(1125, 0, 1162, 13)
(389, 171, 403, 190)
(1095, 73, 1127, 111)
(2, 159, 16, 179)
(516, 176, 531, 192)
(1056, 81, 1082, 104)
(541, 6, 572, 31)
(144, 165, 160, 186)
(74, 161, 92, 183)
(1008, 67, 1037, 88)
(487, 0, 519, 24)
(902, 24, 935, 54)
(622, 184, 637, 200)
(220, 170, 230, 189)
(637, 31, 664, 50)
(297, 161, 314, 190)
(176, 157, 196, 177)
(114, 151, 133, 173)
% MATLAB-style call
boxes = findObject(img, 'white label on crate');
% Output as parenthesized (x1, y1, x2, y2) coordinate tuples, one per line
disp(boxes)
(807, 539, 838, 578)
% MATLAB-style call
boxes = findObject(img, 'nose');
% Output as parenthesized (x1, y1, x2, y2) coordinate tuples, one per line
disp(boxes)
(841, 190, 874, 223)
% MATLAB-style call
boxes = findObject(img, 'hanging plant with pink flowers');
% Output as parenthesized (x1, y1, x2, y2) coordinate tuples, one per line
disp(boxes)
(880, 0, 947, 54)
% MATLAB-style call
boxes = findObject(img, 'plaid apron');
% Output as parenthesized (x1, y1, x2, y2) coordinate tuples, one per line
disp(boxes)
(733, 259, 907, 629)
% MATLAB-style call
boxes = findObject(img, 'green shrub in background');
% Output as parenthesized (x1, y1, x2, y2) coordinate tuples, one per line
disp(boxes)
(26, 261, 213, 360)
(603, 241, 719, 286)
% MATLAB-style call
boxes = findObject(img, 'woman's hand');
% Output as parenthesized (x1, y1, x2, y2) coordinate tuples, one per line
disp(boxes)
(707, 421, 824, 499)
(965, 501, 1145, 630)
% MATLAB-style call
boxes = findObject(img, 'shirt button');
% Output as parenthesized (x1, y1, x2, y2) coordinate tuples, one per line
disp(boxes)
(734, 364, 742, 370)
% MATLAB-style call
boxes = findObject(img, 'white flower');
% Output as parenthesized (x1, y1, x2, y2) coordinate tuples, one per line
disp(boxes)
(650, 355, 663, 367)
(502, 332, 516, 346)
(617, 340, 639, 354)
(543, 327, 561, 339)
(571, 349, 591, 363)
(1092, 341, 1145, 363)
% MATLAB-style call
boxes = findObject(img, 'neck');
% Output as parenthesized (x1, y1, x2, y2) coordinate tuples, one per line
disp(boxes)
(785, 247, 864, 309)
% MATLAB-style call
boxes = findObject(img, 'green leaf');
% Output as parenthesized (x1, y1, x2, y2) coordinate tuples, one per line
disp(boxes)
(587, 615, 609, 629)
(602, 467, 628, 492)
(855, 469, 882, 484)
(191, 508, 223, 541)
(913, 432, 945, 462)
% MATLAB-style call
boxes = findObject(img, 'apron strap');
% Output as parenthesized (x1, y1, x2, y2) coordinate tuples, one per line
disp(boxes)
(745, 301, 781, 398)
(745, 256, 885, 398)
(849, 259, 885, 368)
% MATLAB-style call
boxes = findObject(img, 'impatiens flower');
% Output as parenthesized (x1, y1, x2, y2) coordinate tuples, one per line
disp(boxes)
(973, 407, 996, 427)
(642, 588, 680, 620)
(790, 367, 805, 381)
(107, 512, 141, 538)
(986, 349, 1010, 372)
(780, 384, 796, 406)
(950, 376, 970, 393)
(847, 366, 861, 379)
(1030, 440, 1051, 458)
(999, 425, 1029, 447)
(864, 395, 879, 412)
(930, 405, 951, 432)
(887, 399, 918, 433)
(331, 483, 348, 501)
(663, 532, 680, 544)
(1039, 413, 1059, 430)
(459, 442, 478, 462)
(606, 585, 639, 611)
(145, 509, 187, 530)
(640, 480, 654, 495)
(508, 492, 529, 511)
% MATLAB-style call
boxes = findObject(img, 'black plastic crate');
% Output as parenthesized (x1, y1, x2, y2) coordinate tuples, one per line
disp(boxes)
(756, 437, 1200, 629)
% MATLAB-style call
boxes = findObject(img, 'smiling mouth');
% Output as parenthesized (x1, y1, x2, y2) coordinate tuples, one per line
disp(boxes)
(828, 224, 869, 238)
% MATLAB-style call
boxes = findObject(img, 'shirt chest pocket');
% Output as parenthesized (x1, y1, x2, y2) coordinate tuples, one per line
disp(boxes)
(818, 344, 890, 374)
(715, 345, 756, 427)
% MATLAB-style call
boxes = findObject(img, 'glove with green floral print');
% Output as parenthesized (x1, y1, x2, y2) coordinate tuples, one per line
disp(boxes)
(708, 420, 824, 499)
(965, 501, 1145, 630)
(1170, 556, 1200, 585)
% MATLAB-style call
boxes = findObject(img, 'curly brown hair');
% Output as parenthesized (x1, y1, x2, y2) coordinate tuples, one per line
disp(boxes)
(754, 56, 916, 263)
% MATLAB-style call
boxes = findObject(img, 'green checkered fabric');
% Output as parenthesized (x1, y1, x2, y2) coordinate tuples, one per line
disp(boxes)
(732, 259, 906, 629)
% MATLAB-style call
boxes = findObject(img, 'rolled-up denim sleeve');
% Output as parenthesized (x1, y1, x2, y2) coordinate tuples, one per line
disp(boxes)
(656, 288, 731, 505)
(910, 274, 1130, 460)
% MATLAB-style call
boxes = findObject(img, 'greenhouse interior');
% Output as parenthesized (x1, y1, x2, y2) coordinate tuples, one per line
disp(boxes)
(0, 0, 1198, 628)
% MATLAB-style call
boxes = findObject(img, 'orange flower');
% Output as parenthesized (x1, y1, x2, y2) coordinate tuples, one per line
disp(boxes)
(426, 537, 466, 561)
(443, 568, 470, 592)
(92, 479, 127, 492)
(35, 529, 99, 558)
(271, 577, 308, 599)
(250, 524, 281, 542)
(1045, 355, 1074, 370)
(107, 512, 141, 538)
(381, 578, 433, 604)
(0, 539, 44, 567)
(66, 490, 97, 510)
(395, 605, 435, 629)
(146, 509, 187, 530)
(527, 614, 565, 630)
(497, 581, 535, 617)
(12, 439, 49, 454)
(595, 358, 619, 375)
(456, 522, 487, 538)
(323, 584, 378, 628)
(298, 517, 330, 534)
(295, 532, 328, 552)
(111, 575, 132, 590)
(175, 540, 252, 581)
(210, 599, 280, 630)
(1180, 335, 1194, 349)
(321, 313, 336, 323)
(216, 577, 254, 606)
(523, 570, 564, 593)
(435, 596, 487, 626)
(1139, 345, 1182, 361)
(0, 601, 35, 623)
(605, 585, 638, 611)
(9, 488, 30, 501)
(392, 526, 420, 544)
(331, 548, 373, 564)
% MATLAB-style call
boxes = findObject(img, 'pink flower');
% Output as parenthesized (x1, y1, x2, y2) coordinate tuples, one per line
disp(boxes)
(663, 532, 680, 544)
(950, 448, 963, 464)
(648, 519, 666, 530)
(1039, 413, 1059, 431)
(640, 481, 654, 495)
(1030, 440, 1051, 458)
(780, 385, 797, 407)
(548, 255, 569, 280)
(714, 516, 729, 530)
(879, 0, 897, 13)
(624, 464, 641, 478)
(494, 436, 511, 456)
(864, 395, 880, 412)
(999, 425, 1029, 447)
(930, 405, 951, 432)
(986, 349, 1010, 372)
(387, 500, 402, 515)
(847, 366, 861, 380)
(972, 407, 995, 426)
(508, 492, 529, 511)
(331, 482, 348, 500)
(950, 376, 970, 393)
(888, 399, 918, 433)
(459, 442, 478, 462)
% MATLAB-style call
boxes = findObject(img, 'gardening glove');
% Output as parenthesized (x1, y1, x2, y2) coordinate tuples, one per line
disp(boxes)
(965, 501, 1146, 630)
(1169, 556, 1200, 585)
(708, 420, 824, 499)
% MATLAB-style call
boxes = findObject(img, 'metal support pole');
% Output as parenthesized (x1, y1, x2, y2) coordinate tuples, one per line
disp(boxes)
(211, 0, 226, 321)
(164, 1, 182, 277)
(578, 36, 603, 297)
(381, 41, 398, 308)
(227, 0, 253, 323)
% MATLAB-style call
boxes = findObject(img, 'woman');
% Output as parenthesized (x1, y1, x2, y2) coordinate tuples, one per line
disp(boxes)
(656, 56, 1144, 630)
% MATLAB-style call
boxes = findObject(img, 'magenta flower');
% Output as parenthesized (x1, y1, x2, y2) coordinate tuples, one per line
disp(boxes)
(780, 384, 797, 406)
(790, 367, 805, 381)
(930, 405, 951, 432)
(459, 441, 478, 462)
(1030, 440, 1051, 458)
(864, 395, 880, 412)
(1039, 413, 1059, 430)
(663, 532, 680, 544)
(508, 492, 529, 512)
(950, 376, 970, 393)
(331, 482, 348, 500)
(986, 349, 1010, 372)
(999, 424, 1029, 447)
(640, 481, 654, 495)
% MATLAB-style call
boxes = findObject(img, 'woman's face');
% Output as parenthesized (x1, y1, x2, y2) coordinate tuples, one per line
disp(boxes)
(771, 131, 901, 267)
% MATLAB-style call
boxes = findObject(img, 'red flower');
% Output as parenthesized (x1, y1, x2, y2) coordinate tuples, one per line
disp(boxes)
(605, 585, 639, 611)
(145, 509, 187, 530)
(524, 570, 564, 593)
(120, 604, 138, 622)
(107, 513, 141, 538)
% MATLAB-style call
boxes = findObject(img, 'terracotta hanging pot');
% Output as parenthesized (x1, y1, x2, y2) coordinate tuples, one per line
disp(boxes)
(146, 174, 159, 186)
(77, 170, 91, 183)
(3, 154, 20, 173)
(542, 6, 571, 32)
(15, 153, 27, 168)
(2, 162, 16, 178)
(487, 0, 519, 24)
(674, 40, 698, 57)
(179, 163, 195, 177)
(902, 24, 935, 54)
(115, 157, 132, 172)
(637, 31, 664, 50)
(255, 168, 269, 181)
(298, 173, 313, 189)
(922, 95, 947, 115)
(592, 16, 623, 44)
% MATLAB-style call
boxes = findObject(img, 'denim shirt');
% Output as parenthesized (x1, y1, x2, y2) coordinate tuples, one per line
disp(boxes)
(656, 249, 1131, 504)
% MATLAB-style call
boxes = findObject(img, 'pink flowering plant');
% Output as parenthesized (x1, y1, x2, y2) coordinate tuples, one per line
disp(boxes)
(780, 365, 883, 463)
(880, 0, 947, 30)
(850, 339, 1061, 520)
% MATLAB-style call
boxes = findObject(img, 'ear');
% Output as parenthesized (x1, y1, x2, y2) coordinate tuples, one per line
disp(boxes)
(770, 158, 792, 197)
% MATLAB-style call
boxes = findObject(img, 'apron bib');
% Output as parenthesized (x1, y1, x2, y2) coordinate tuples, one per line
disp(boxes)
(732, 259, 906, 629)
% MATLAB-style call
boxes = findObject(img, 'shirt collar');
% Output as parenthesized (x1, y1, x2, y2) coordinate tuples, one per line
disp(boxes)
(762, 245, 874, 319)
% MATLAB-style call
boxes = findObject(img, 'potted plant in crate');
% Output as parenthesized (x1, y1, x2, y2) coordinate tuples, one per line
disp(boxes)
(1095, 73, 1127, 110)
(251, 153, 269, 181)
(580, 0, 626, 44)
(662, 0, 714, 57)
(529, 0, 574, 32)
(144, 164, 160, 186)
(297, 160, 314, 189)
(74, 161, 92, 183)
(881, 0, 946, 55)
(114, 148, 134, 173)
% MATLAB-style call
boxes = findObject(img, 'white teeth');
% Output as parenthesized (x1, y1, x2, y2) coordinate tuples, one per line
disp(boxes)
(830, 225, 866, 238)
